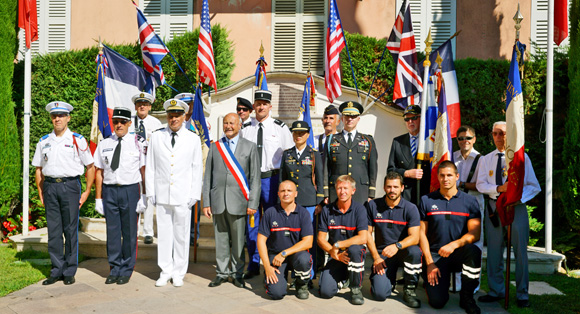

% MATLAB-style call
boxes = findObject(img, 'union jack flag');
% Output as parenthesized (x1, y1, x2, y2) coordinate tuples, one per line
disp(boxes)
(387, 0, 422, 108)
(198, 0, 217, 91)
(324, 0, 345, 103)
(134, 1, 169, 86)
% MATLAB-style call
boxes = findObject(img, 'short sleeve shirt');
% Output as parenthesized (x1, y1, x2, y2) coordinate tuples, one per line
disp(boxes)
(32, 129, 93, 177)
(94, 133, 146, 185)
(419, 190, 481, 251)
(240, 116, 294, 172)
(259, 204, 313, 254)
(366, 197, 420, 250)
(318, 201, 368, 245)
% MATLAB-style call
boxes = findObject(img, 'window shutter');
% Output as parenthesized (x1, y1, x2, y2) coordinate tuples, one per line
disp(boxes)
(403, 0, 456, 56)
(272, 0, 326, 73)
(531, 0, 549, 52)
(141, 0, 192, 41)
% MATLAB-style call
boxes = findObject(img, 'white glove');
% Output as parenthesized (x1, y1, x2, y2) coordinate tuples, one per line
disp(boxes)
(187, 198, 197, 208)
(148, 196, 156, 206)
(95, 199, 104, 216)
(136, 194, 147, 213)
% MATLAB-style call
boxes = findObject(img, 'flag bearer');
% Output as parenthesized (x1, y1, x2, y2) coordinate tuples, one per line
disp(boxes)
(94, 107, 146, 285)
(33, 101, 95, 285)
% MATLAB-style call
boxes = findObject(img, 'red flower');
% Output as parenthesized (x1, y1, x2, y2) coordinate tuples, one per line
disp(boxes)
(29, 226, 36, 231)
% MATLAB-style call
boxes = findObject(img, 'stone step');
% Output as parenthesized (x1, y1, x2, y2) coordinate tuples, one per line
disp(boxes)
(10, 218, 566, 274)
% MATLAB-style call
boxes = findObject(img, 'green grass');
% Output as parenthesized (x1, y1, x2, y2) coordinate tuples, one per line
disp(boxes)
(480, 271, 580, 314)
(0, 246, 50, 297)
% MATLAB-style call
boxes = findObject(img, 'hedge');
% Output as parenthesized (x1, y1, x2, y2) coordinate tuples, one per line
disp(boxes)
(562, 0, 580, 231)
(0, 0, 23, 241)
(11, 24, 235, 223)
(340, 32, 573, 233)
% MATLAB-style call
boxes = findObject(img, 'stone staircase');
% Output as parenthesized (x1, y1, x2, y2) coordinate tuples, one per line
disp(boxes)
(9, 216, 566, 274)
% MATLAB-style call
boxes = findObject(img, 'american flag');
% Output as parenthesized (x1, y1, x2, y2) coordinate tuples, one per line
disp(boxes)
(134, 1, 169, 86)
(387, 0, 422, 108)
(324, 0, 345, 103)
(198, 0, 217, 91)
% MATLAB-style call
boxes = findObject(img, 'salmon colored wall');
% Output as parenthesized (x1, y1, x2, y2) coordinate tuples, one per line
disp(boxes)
(338, 0, 396, 40)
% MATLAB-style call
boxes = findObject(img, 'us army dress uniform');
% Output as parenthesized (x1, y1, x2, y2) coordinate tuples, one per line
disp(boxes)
(325, 102, 378, 204)
(94, 107, 146, 284)
(32, 101, 94, 285)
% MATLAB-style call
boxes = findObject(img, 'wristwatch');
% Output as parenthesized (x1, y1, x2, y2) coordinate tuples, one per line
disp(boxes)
(334, 242, 340, 249)
(395, 242, 403, 250)
(281, 251, 287, 257)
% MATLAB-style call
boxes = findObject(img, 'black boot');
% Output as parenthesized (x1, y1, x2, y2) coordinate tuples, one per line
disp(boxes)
(402, 285, 421, 308)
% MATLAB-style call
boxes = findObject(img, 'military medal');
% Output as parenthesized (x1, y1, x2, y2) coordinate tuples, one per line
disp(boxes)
(489, 170, 493, 177)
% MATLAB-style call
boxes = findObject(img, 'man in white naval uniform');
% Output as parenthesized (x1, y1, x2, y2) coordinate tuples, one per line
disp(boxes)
(130, 92, 162, 245)
(146, 99, 203, 287)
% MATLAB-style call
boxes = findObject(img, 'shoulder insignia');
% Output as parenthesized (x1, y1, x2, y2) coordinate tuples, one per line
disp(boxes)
(39, 134, 49, 142)
(72, 132, 84, 139)
(242, 122, 251, 128)
(274, 119, 286, 127)
(154, 127, 165, 132)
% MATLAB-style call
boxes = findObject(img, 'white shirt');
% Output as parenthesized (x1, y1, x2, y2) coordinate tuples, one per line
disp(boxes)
(32, 128, 94, 178)
(94, 133, 146, 185)
(476, 149, 541, 203)
(454, 149, 484, 205)
(146, 126, 203, 206)
(313, 134, 325, 151)
(342, 129, 358, 141)
(240, 116, 293, 172)
(130, 114, 163, 141)
(295, 146, 306, 158)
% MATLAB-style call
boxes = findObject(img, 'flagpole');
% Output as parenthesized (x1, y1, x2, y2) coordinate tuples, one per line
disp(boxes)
(334, 3, 360, 101)
(545, 0, 554, 254)
(22, 47, 32, 237)
(416, 28, 433, 202)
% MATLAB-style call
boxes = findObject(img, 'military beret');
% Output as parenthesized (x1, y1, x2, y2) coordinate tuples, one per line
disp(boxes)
(323, 105, 340, 115)
(237, 97, 253, 110)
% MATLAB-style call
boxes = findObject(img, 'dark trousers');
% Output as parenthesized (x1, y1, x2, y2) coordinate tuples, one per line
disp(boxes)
(422, 244, 482, 309)
(265, 251, 312, 300)
(319, 245, 366, 298)
(43, 179, 81, 277)
(247, 175, 279, 272)
(370, 245, 422, 301)
(103, 183, 140, 277)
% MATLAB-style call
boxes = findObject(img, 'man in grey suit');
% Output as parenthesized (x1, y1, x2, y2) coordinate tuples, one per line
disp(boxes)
(203, 113, 261, 288)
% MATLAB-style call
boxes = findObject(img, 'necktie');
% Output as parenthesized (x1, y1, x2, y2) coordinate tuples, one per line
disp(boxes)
(496, 152, 504, 186)
(111, 137, 122, 171)
(171, 132, 177, 148)
(347, 132, 353, 147)
(297, 151, 301, 159)
(411, 136, 417, 158)
(257, 123, 263, 166)
(138, 120, 146, 139)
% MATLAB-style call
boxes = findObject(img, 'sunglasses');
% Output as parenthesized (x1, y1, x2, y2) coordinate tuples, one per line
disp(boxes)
(112, 120, 130, 125)
(492, 131, 506, 137)
(50, 113, 68, 119)
(457, 136, 474, 141)
(404, 116, 420, 122)
(237, 107, 250, 112)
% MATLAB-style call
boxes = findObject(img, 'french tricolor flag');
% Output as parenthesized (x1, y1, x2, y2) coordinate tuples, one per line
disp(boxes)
(497, 45, 526, 226)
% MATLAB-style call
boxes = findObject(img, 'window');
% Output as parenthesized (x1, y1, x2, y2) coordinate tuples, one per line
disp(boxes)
(271, 0, 326, 74)
(398, 0, 457, 57)
(140, 0, 193, 42)
(531, 0, 571, 52)
(18, 0, 71, 58)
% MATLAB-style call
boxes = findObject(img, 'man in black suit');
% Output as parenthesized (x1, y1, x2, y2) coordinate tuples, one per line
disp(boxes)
(387, 105, 430, 206)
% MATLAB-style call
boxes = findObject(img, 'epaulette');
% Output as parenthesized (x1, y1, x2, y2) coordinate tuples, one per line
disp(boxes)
(154, 127, 165, 132)
(274, 119, 286, 127)
(242, 121, 251, 129)
(39, 134, 49, 142)
(72, 132, 84, 139)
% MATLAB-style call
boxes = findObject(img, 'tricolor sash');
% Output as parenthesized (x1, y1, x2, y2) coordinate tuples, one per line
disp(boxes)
(215, 138, 250, 201)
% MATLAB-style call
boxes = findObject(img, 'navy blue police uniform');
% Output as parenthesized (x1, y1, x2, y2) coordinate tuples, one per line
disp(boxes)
(419, 190, 482, 309)
(258, 204, 313, 299)
(318, 201, 368, 298)
(366, 197, 422, 301)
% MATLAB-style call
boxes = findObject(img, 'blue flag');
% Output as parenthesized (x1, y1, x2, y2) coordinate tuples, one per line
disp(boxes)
(95, 58, 111, 139)
(298, 76, 315, 148)
(190, 85, 212, 147)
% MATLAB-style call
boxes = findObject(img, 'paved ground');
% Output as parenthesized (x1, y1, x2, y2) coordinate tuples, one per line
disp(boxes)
(0, 259, 508, 314)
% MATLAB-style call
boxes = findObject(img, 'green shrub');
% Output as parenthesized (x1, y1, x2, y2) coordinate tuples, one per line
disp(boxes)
(0, 0, 22, 241)
(11, 25, 235, 220)
(562, 0, 580, 231)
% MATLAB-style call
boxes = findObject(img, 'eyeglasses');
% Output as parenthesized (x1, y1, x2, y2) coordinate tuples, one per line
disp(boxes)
(236, 107, 250, 112)
(112, 120, 130, 125)
(492, 131, 506, 137)
(457, 136, 474, 141)
(404, 116, 420, 122)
